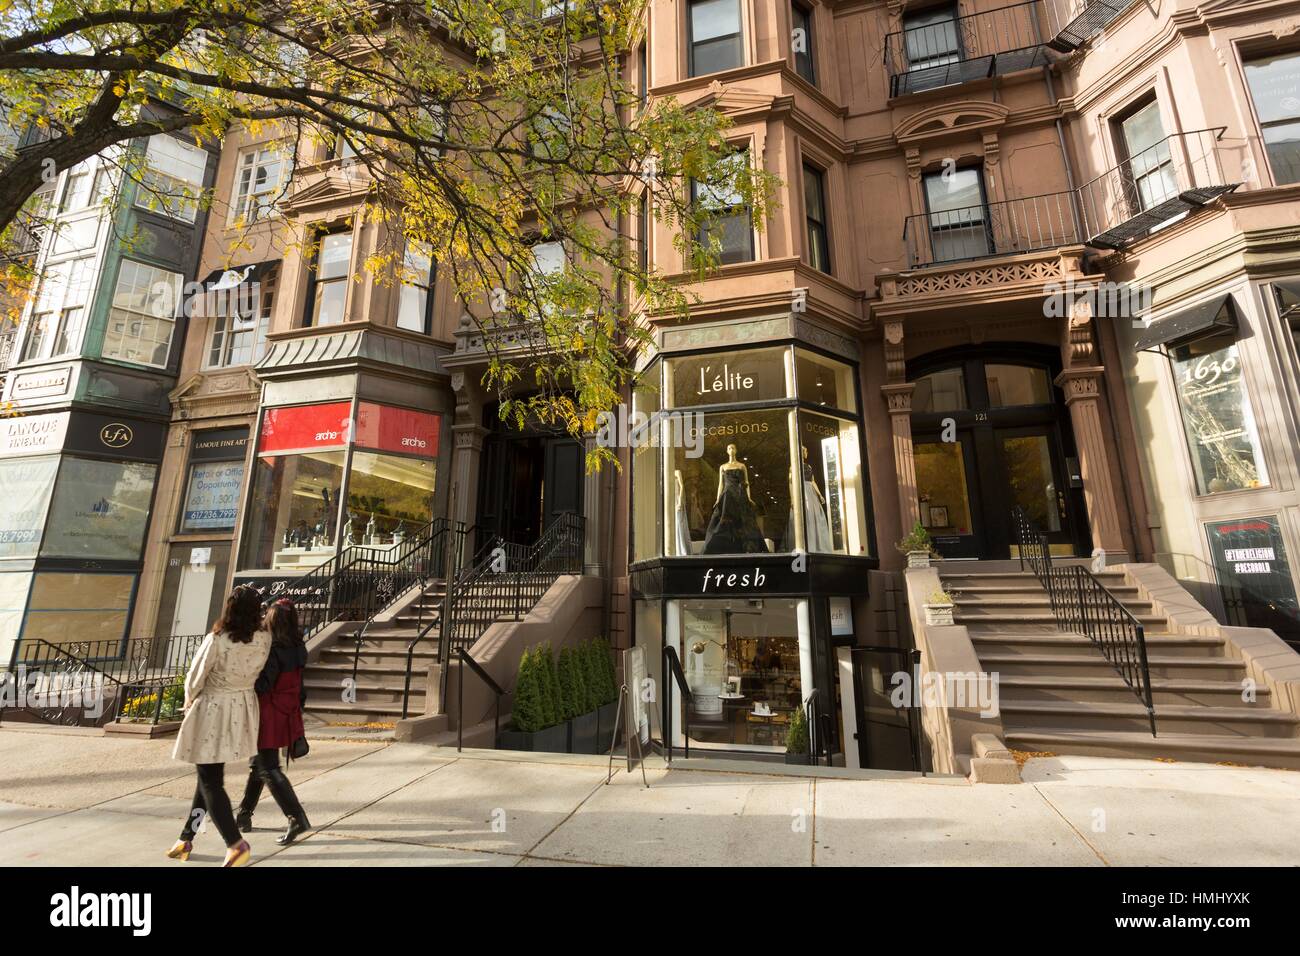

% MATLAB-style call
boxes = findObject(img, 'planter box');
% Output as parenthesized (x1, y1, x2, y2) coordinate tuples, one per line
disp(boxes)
(570, 710, 600, 754)
(907, 551, 931, 569)
(497, 722, 570, 754)
(924, 603, 954, 626)
(597, 700, 620, 752)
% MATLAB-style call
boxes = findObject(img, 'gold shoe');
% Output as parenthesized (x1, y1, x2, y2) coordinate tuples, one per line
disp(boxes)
(166, 840, 192, 861)
(222, 840, 251, 868)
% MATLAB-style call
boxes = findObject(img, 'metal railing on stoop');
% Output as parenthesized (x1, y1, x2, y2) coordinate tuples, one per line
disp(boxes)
(1011, 506, 1157, 736)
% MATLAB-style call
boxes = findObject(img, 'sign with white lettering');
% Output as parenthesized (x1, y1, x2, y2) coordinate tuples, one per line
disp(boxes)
(1206, 516, 1300, 648)
(0, 411, 69, 458)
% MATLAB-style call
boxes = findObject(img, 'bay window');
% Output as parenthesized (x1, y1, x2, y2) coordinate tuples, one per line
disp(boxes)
(1244, 50, 1300, 186)
(102, 259, 183, 367)
(306, 229, 353, 327)
(397, 241, 435, 333)
(689, 0, 743, 77)
(232, 146, 287, 222)
(693, 149, 754, 265)
(138, 134, 208, 222)
(206, 270, 275, 368)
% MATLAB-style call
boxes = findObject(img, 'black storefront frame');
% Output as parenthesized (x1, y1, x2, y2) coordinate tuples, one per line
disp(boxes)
(628, 337, 875, 760)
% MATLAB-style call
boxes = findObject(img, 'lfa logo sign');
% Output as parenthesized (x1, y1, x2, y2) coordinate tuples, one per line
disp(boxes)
(99, 423, 134, 449)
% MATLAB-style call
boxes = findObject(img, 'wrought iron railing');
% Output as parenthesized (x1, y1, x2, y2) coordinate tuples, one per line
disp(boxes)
(885, 0, 1051, 96)
(1077, 128, 1242, 250)
(1013, 506, 1156, 736)
(456, 647, 505, 752)
(344, 518, 463, 690)
(286, 516, 456, 638)
(801, 688, 835, 767)
(661, 644, 692, 762)
(903, 190, 1080, 268)
(405, 513, 585, 719)
(1045, 0, 1136, 52)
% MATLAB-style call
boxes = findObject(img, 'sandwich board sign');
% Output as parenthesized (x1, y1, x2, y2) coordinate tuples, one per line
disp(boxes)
(606, 645, 652, 787)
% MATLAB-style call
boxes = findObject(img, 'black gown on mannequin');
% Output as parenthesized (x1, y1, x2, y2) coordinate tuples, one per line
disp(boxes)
(703, 468, 768, 554)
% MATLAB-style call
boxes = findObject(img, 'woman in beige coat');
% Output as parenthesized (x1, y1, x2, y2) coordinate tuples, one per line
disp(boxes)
(167, 585, 271, 867)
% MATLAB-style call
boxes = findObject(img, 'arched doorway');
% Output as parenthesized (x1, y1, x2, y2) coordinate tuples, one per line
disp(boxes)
(908, 345, 1090, 560)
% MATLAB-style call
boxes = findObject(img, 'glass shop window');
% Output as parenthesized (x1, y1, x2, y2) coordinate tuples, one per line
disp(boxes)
(241, 450, 348, 570)
(42, 457, 157, 561)
(22, 572, 135, 651)
(670, 408, 796, 557)
(984, 364, 1052, 407)
(797, 411, 867, 555)
(0, 456, 60, 559)
(912, 366, 967, 412)
(632, 376, 663, 563)
(795, 349, 856, 413)
(1170, 332, 1269, 495)
(676, 598, 806, 752)
(342, 451, 436, 545)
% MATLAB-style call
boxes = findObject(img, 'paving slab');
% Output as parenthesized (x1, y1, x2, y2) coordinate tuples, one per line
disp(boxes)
(0, 801, 70, 834)
(0, 732, 186, 809)
(253, 832, 519, 867)
(1030, 782, 1300, 866)
(529, 768, 815, 866)
(813, 778, 1102, 866)
(330, 755, 606, 855)
(1022, 754, 1300, 798)
(141, 740, 387, 801)
(289, 743, 457, 828)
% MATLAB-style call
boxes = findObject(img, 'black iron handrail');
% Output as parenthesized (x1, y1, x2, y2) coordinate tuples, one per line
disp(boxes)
(344, 517, 462, 694)
(661, 644, 691, 762)
(902, 190, 1080, 268)
(435, 513, 584, 690)
(884, 0, 1050, 95)
(1076, 127, 1239, 248)
(456, 647, 504, 752)
(1012, 506, 1156, 735)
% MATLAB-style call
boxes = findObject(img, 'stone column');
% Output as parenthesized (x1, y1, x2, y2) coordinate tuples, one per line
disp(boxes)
(882, 383, 920, 531)
(1056, 367, 1126, 558)
(448, 371, 487, 532)
(582, 433, 603, 576)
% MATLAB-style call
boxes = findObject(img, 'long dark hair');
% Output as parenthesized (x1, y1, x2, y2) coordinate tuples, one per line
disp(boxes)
(263, 599, 304, 649)
(214, 585, 264, 644)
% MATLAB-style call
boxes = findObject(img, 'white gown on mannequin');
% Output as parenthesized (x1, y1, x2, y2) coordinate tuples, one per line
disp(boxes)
(802, 465, 833, 552)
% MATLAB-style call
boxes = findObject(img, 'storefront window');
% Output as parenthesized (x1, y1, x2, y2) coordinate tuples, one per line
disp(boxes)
(672, 408, 795, 556)
(665, 346, 789, 407)
(180, 460, 244, 532)
(1206, 516, 1300, 650)
(0, 456, 59, 559)
(21, 572, 135, 652)
(41, 457, 156, 560)
(242, 450, 347, 570)
(0, 572, 32, 668)
(795, 349, 856, 412)
(797, 412, 867, 554)
(1170, 333, 1269, 494)
(344, 451, 436, 543)
(675, 598, 808, 752)
(915, 440, 974, 538)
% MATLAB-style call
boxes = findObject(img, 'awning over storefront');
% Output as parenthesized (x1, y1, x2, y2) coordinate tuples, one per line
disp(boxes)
(199, 260, 278, 291)
(1133, 294, 1238, 352)
(1275, 280, 1300, 321)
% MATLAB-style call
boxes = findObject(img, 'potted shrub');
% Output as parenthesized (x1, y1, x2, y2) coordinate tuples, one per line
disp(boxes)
(923, 588, 956, 626)
(498, 647, 568, 753)
(896, 521, 937, 568)
(785, 706, 810, 765)
(591, 638, 621, 750)
(561, 646, 600, 754)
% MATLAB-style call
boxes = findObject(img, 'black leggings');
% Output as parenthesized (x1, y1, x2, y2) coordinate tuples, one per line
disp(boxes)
(180, 762, 242, 845)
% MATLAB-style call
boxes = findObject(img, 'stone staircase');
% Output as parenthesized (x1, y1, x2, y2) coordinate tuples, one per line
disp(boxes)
(302, 581, 446, 723)
(941, 569, 1300, 769)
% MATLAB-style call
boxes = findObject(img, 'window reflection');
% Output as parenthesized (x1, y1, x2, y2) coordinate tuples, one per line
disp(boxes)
(912, 367, 967, 412)
(985, 364, 1052, 407)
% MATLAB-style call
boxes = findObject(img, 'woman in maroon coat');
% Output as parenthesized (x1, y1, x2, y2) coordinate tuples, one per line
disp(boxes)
(234, 598, 312, 845)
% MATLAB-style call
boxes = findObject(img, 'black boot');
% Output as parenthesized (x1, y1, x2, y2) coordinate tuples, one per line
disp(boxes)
(235, 762, 263, 832)
(264, 767, 311, 845)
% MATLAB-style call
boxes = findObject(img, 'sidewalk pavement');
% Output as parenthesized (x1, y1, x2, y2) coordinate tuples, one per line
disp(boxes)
(1, 726, 1298, 866)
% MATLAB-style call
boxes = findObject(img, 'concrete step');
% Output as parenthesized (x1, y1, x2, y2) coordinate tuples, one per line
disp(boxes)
(946, 583, 1141, 596)
(318, 648, 438, 667)
(978, 652, 1246, 681)
(956, 611, 1168, 629)
(999, 675, 1266, 707)
(304, 700, 409, 719)
(304, 674, 427, 693)
(999, 700, 1300, 738)
(304, 681, 425, 707)
(970, 632, 1227, 658)
(1004, 729, 1300, 770)
(306, 661, 419, 677)
(954, 598, 1155, 615)
(941, 571, 1127, 587)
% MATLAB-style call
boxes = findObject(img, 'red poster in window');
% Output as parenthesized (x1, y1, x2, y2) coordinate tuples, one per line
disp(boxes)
(354, 402, 440, 458)
(258, 402, 353, 455)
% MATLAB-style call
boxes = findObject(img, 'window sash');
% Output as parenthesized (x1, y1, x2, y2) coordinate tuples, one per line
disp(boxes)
(103, 259, 182, 367)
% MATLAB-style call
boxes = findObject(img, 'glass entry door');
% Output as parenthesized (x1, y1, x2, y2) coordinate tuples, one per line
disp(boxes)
(909, 350, 1089, 560)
